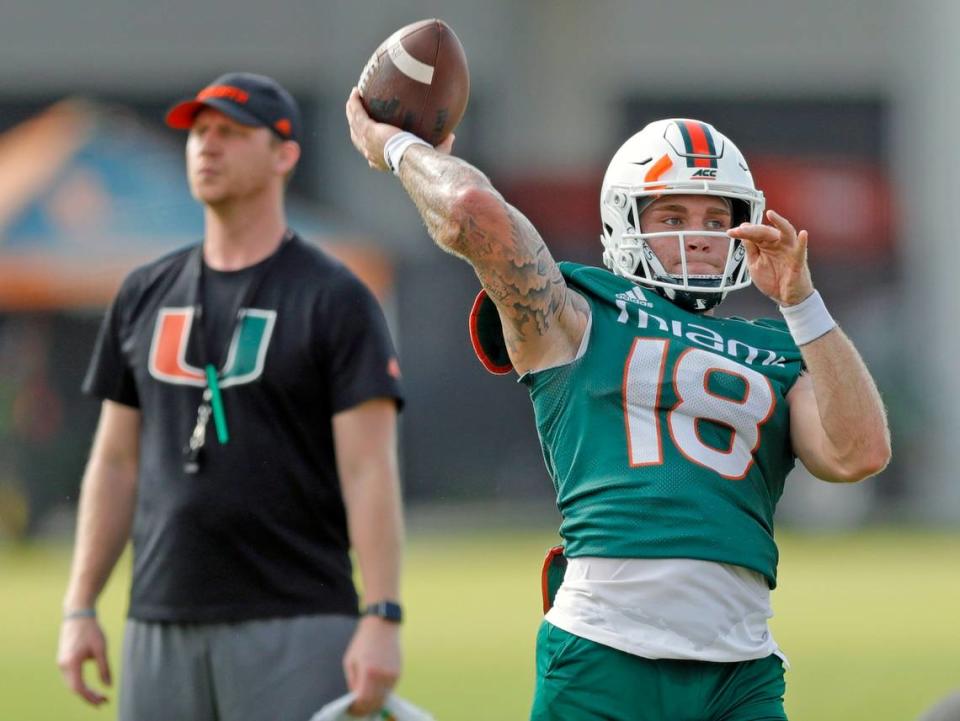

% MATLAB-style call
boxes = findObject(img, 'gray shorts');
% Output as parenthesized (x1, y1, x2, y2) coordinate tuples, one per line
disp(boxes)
(118, 614, 357, 721)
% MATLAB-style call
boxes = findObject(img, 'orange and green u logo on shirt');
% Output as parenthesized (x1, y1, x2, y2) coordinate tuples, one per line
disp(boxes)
(148, 307, 276, 387)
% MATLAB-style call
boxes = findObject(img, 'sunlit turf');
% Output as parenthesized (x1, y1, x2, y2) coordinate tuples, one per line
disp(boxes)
(2, 526, 957, 720)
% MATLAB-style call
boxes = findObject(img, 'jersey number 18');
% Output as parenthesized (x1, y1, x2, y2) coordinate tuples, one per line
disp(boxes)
(623, 337, 776, 479)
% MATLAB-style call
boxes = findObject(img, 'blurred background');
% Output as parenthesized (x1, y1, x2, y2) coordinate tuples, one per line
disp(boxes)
(0, 1, 957, 720)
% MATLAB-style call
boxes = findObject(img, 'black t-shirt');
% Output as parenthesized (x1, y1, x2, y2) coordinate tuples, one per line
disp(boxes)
(83, 234, 403, 622)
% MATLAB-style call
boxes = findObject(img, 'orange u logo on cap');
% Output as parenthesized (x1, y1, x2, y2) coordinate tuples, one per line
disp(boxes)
(197, 85, 250, 104)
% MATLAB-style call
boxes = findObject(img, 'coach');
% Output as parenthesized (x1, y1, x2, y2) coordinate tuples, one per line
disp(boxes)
(57, 72, 405, 720)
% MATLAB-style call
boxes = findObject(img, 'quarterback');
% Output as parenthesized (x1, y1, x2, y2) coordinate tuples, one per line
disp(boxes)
(347, 93, 890, 721)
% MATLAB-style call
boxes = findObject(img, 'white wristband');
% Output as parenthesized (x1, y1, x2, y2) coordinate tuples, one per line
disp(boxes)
(779, 290, 837, 346)
(383, 131, 430, 175)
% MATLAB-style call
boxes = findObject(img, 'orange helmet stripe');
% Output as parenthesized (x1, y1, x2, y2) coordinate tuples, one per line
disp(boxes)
(644, 153, 674, 183)
(678, 120, 718, 168)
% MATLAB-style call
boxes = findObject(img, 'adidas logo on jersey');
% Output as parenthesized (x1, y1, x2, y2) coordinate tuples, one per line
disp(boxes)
(615, 286, 654, 308)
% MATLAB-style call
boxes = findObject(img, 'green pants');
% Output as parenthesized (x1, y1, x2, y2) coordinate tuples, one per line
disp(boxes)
(531, 621, 787, 721)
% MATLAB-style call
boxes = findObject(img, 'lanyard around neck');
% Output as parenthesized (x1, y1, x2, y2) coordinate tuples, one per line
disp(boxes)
(189, 230, 293, 445)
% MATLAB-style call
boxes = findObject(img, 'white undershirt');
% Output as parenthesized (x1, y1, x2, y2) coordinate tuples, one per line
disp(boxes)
(545, 557, 787, 665)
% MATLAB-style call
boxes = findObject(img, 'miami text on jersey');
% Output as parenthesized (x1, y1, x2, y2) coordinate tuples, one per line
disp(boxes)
(615, 299, 788, 368)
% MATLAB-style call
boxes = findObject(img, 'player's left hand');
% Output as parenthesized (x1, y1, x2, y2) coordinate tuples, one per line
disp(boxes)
(345, 87, 455, 172)
(727, 209, 815, 306)
(342, 615, 401, 716)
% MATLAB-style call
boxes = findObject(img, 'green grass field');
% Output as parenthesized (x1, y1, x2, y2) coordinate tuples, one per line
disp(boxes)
(2, 527, 958, 721)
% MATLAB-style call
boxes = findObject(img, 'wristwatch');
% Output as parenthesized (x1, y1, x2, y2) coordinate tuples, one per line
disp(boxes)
(363, 600, 403, 624)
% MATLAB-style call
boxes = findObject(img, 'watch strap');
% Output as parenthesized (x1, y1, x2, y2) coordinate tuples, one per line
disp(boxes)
(363, 600, 403, 623)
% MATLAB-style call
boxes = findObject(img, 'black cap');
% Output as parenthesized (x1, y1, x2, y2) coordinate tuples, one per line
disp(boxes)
(165, 72, 301, 142)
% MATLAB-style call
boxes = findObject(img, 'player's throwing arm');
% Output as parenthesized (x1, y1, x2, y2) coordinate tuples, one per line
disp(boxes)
(346, 20, 588, 374)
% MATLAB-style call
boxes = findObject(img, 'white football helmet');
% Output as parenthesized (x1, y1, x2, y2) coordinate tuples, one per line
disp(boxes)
(600, 118, 764, 312)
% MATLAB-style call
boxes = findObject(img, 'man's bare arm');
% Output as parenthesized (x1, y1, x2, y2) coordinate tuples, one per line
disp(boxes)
(398, 146, 589, 371)
(346, 89, 589, 373)
(729, 211, 891, 482)
(63, 400, 139, 614)
(787, 330, 891, 482)
(334, 398, 403, 716)
(58, 400, 140, 706)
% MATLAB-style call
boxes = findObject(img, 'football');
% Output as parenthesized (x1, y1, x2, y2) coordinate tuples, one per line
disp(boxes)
(358, 18, 470, 145)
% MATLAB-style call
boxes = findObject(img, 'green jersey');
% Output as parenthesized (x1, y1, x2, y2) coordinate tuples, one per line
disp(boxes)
(522, 263, 803, 587)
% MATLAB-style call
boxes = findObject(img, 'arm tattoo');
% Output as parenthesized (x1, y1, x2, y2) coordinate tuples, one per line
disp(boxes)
(400, 147, 589, 353)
